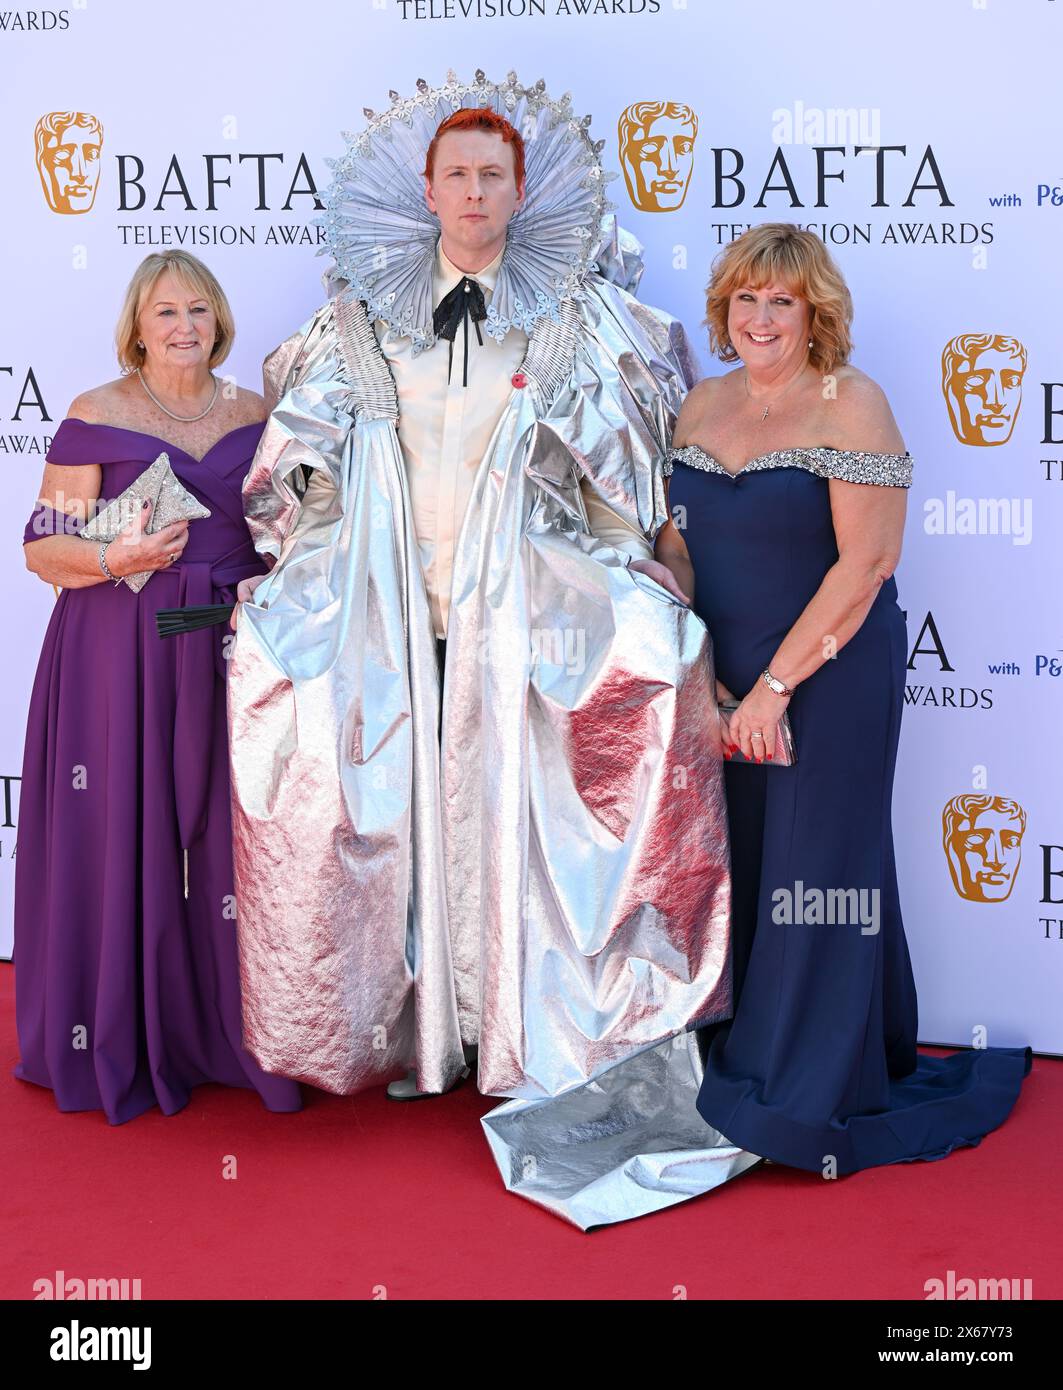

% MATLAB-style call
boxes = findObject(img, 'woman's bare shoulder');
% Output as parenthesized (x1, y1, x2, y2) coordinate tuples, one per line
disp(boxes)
(65, 378, 131, 424)
(684, 372, 731, 406)
(824, 365, 907, 454)
(674, 371, 734, 446)
(230, 385, 268, 425)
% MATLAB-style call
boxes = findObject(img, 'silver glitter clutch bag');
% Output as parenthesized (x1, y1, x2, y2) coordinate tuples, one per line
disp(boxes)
(719, 698, 797, 767)
(79, 451, 210, 592)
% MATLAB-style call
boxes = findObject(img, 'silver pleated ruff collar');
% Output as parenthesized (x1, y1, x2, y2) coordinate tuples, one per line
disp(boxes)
(317, 68, 620, 353)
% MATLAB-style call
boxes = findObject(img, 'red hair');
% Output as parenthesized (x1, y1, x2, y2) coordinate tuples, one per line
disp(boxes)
(423, 108, 526, 189)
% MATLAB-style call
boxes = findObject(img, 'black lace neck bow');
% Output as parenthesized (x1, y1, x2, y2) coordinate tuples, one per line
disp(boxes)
(432, 276, 487, 387)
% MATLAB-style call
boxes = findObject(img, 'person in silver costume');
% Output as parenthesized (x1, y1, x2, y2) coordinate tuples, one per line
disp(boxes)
(226, 71, 758, 1228)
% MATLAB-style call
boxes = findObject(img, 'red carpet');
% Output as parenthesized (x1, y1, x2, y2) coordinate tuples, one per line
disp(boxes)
(1, 962, 1058, 1301)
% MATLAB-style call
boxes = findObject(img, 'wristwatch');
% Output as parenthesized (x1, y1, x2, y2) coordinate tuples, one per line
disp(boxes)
(761, 667, 794, 697)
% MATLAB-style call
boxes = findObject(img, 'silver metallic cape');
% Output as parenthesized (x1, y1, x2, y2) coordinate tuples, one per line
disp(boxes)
(483, 1035, 762, 1231)
(228, 223, 743, 1227)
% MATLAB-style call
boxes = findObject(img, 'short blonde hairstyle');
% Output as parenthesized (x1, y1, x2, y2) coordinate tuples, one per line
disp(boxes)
(704, 223, 853, 375)
(115, 251, 235, 373)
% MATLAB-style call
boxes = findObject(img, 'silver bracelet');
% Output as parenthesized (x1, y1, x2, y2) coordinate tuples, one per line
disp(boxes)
(98, 541, 121, 586)
(761, 667, 794, 698)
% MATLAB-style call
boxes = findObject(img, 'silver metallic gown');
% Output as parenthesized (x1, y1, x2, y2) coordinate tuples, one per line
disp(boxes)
(228, 221, 758, 1226)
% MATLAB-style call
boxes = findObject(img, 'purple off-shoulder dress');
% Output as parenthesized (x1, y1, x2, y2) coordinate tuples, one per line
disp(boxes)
(14, 418, 303, 1123)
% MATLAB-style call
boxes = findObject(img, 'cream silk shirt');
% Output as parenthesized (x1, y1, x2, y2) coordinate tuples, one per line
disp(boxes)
(308, 238, 654, 639)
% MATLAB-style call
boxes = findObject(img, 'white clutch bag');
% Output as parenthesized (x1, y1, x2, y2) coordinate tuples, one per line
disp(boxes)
(79, 452, 210, 592)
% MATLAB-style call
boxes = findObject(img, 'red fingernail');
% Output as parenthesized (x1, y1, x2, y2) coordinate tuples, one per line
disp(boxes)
(756, 756, 763, 763)
(766, 754, 773, 761)
(723, 752, 731, 760)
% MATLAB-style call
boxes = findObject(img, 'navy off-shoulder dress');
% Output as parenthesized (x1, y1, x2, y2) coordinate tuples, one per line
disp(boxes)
(667, 443, 1031, 1175)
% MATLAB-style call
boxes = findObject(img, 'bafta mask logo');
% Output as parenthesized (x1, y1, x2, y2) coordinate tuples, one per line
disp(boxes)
(618, 101, 697, 212)
(942, 793, 1027, 903)
(35, 111, 104, 215)
(941, 334, 1027, 446)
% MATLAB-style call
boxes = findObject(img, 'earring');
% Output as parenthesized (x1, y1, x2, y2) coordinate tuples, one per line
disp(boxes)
(807, 338, 813, 348)
(137, 340, 144, 350)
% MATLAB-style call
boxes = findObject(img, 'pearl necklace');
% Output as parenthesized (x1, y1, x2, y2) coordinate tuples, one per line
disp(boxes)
(136, 367, 219, 423)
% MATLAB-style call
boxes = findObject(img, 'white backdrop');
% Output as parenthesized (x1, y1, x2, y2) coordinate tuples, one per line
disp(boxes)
(1, 0, 1058, 1054)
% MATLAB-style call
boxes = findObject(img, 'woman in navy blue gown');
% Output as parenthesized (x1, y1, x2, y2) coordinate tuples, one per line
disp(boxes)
(656, 224, 1030, 1175)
